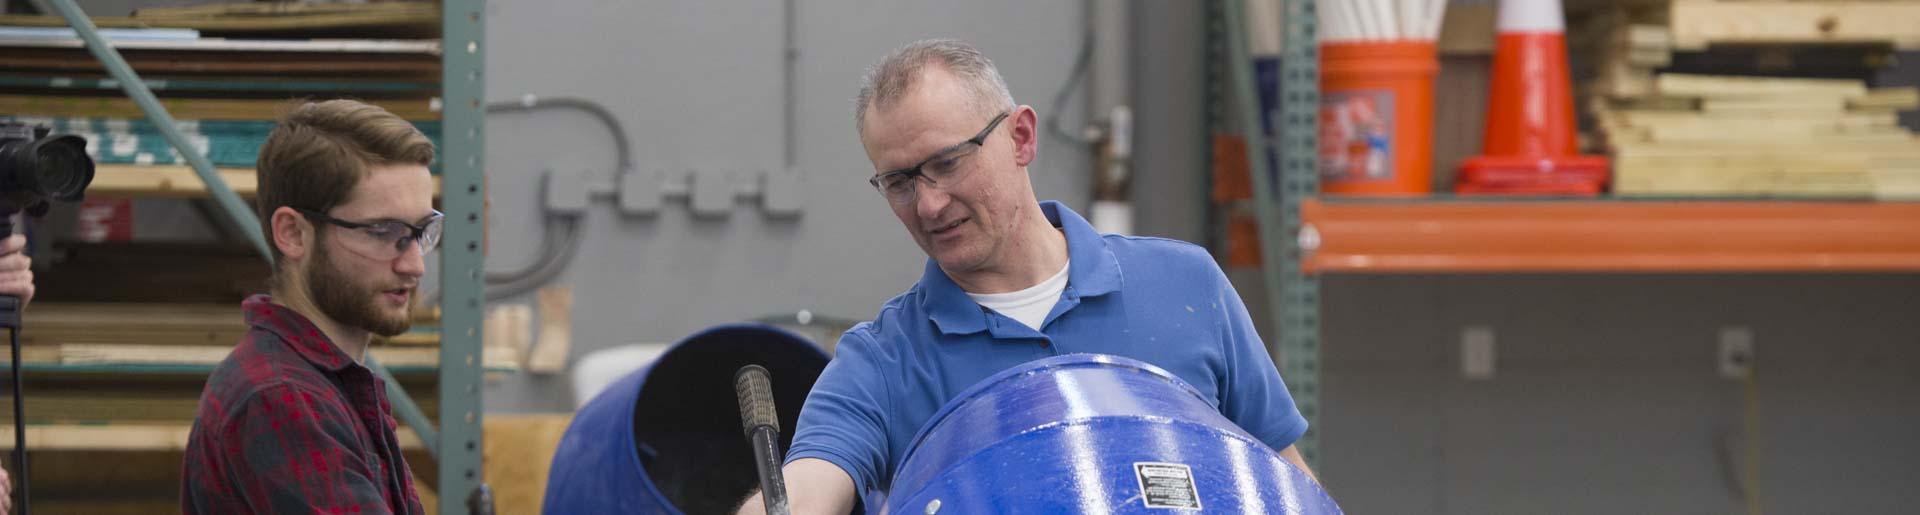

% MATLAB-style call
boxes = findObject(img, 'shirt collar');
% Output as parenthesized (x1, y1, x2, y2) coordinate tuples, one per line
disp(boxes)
(922, 200, 1124, 335)
(242, 294, 356, 372)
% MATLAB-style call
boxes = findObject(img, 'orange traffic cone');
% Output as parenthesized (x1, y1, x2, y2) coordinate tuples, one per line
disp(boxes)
(1456, 0, 1609, 195)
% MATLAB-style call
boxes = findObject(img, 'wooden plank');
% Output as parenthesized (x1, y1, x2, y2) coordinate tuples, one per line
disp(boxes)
(0, 48, 441, 78)
(528, 286, 573, 374)
(88, 165, 258, 198)
(1599, 59, 1657, 98)
(0, 72, 438, 95)
(0, 94, 439, 121)
(1616, 24, 1674, 67)
(1611, 110, 1897, 128)
(0, 423, 424, 451)
(23, 302, 244, 347)
(1656, 73, 1867, 98)
(0, 38, 440, 54)
(1613, 141, 1920, 158)
(1643, 127, 1912, 143)
(0, 391, 205, 422)
(1702, 96, 1848, 114)
(1, 342, 515, 373)
(1438, 2, 1497, 55)
(1874, 170, 1920, 199)
(1669, 0, 1920, 50)
(1848, 87, 1920, 111)
(87, 164, 443, 199)
(1615, 157, 1872, 175)
(0, 2, 438, 36)
(1616, 173, 1876, 196)
(483, 415, 573, 515)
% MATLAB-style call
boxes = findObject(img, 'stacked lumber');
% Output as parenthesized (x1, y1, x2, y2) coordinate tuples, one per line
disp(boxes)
(1667, 0, 1920, 51)
(0, 2, 440, 38)
(23, 302, 447, 347)
(0, 2, 444, 174)
(0, 115, 441, 168)
(1596, 75, 1920, 197)
(1569, 0, 1920, 198)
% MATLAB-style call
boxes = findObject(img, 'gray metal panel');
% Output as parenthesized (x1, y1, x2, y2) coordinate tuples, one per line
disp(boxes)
(438, 0, 488, 510)
(1128, 0, 1208, 244)
(1317, 274, 1920, 514)
(478, 0, 1093, 411)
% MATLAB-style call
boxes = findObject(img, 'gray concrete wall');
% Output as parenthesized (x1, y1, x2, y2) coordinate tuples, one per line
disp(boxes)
(478, 0, 1095, 410)
(1319, 274, 1920, 514)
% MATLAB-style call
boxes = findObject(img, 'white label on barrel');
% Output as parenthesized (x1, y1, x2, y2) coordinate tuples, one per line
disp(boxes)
(1133, 462, 1201, 510)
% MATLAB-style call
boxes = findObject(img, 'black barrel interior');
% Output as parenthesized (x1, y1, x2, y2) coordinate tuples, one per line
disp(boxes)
(629, 331, 827, 514)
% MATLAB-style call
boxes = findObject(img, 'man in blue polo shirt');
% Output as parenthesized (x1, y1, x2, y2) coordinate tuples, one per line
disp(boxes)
(737, 39, 1314, 515)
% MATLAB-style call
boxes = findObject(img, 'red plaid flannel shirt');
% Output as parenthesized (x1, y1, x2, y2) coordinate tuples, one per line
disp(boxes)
(182, 295, 423, 514)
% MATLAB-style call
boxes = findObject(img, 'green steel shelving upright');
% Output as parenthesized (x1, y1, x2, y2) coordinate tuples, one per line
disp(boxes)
(1209, 0, 1321, 464)
(435, 0, 489, 511)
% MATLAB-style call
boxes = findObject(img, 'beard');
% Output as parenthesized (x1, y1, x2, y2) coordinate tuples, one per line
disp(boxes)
(307, 235, 413, 337)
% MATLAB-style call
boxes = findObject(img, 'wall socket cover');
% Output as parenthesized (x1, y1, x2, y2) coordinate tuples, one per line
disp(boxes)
(1718, 326, 1754, 379)
(1462, 325, 1496, 380)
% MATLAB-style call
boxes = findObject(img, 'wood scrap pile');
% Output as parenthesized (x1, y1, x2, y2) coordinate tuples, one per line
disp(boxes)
(1569, 0, 1920, 198)
(1596, 74, 1920, 197)
(0, 2, 440, 38)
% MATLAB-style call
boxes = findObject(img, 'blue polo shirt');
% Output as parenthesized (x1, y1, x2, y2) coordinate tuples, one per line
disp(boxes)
(787, 201, 1307, 506)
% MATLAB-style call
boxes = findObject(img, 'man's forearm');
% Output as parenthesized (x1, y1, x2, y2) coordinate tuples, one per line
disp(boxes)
(735, 458, 858, 515)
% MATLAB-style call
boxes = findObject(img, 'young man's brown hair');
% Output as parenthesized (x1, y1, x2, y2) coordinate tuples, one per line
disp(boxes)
(255, 99, 434, 269)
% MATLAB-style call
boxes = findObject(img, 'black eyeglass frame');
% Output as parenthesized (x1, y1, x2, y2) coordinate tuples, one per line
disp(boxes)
(867, 111, 1012, 198)
(293, 207, 445, 256)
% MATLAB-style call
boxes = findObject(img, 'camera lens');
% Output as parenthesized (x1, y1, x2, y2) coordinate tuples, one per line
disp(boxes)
(29, 135, 93, 200)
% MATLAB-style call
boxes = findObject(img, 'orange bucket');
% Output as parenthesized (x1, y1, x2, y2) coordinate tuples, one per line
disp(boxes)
(1318, 41, 1438, 195)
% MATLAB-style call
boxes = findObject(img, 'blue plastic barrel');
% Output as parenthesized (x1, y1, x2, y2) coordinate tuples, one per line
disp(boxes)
(543, 324, 829, 514)
(887, 354, 1342, 515)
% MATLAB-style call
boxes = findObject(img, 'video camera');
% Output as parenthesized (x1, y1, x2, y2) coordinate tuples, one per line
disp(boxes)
(0, 119, 94, 514)
(0, 120, 95, 223)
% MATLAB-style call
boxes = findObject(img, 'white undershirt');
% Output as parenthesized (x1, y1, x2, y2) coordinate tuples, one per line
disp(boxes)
(965, 260, 1071, 331)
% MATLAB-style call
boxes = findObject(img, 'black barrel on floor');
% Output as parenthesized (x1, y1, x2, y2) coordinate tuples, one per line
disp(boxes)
(543, 324, 829, 514)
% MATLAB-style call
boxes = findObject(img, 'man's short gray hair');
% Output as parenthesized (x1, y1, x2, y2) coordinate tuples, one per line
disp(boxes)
(855, 39, 1016, 135)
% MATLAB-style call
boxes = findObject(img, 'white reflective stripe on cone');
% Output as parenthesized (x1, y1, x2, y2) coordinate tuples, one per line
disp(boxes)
(1496, 0, 1565, 33)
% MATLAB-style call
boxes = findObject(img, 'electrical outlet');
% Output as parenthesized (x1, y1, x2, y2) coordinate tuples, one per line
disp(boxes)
(1461, 325, 1496, 380)
(1719, 326, 1754, 379)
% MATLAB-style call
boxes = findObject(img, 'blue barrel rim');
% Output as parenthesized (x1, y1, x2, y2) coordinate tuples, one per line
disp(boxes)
(894, 353, 1214, 472)
(544, 322, 829, 514)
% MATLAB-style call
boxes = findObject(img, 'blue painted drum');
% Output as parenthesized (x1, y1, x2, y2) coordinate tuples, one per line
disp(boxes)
(543, 324, 830, 514)
(887, 354, 1342, 515)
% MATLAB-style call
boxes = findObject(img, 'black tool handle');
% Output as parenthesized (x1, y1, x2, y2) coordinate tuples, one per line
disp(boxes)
(734, 365, 789, 515)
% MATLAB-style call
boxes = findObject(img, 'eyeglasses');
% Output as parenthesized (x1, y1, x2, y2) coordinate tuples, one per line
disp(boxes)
(868, 111, 1009, 205)
(295, 207, 444, 261)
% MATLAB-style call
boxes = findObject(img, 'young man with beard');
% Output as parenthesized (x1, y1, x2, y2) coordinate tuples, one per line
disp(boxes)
(737, 39, 1315, 514)
(183, 99, 439, 514)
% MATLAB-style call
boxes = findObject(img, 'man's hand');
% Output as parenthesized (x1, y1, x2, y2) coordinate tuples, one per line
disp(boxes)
(736, 458, 858, 515)
(0, 235, 32, 307)
(1280, 445, 1320, 484)
(2, 464, 13, 515)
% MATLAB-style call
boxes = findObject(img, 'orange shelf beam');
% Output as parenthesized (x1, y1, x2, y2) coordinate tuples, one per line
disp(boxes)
(1301, 199, 1920, 273)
